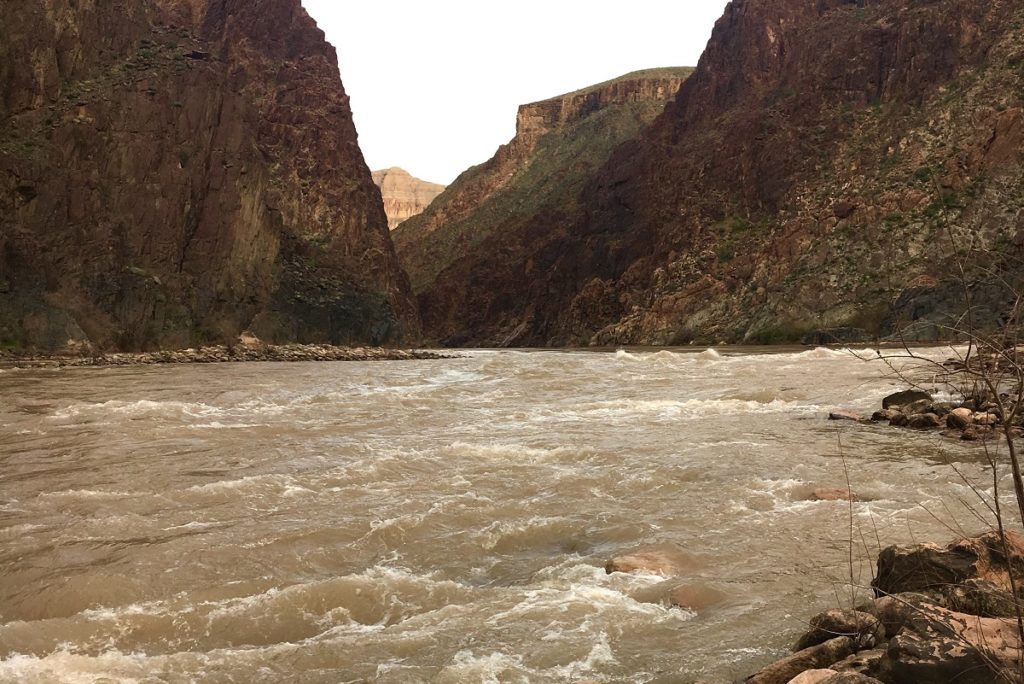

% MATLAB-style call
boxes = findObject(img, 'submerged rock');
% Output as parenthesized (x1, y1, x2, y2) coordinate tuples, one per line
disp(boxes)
(828, 410, 864, 422)
(605, 544, 694, 577)
(668, 582, 729, 612)
(807, 488, 861, 503)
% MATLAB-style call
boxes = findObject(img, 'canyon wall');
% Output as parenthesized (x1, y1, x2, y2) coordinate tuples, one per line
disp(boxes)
(372, 167, 445, 229)
(398, 0, 1024, 347)
(392, 68, 692, 345)
(0, 0, 418, 351)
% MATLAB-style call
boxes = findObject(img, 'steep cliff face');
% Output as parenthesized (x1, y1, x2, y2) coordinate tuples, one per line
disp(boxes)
(0, 0, 418, 351)
(371, 167, 445, 229)
(392, 68, 692, 345)
(399, 0, 1024, 347)
(575, 0, 1024, 345)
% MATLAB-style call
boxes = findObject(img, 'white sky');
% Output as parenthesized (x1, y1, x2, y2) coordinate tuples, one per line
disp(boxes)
(303, 1, 730, 185)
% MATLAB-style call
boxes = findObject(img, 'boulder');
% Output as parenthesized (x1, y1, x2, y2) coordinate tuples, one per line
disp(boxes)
(829, 648, 887, 677)
(889, 413, 910, 427)
(605, 544, 694, 576)
(887, 603, 1022, 683)
(882, 390, 933, 410)
(746, 637, 857, 684)
(961, 425, 993, 441)
(862, 595, 922, 639)
(902, 398, 935, 416)
(871, 408, 901, 422)
(786, 671, 836, 684)
(794, 610, 883, 651)
(668, 582, 729, 612)
(943, 578, 1021, 618)
(873, 531, 1024, 598)
(808, 488, 860, 502)
(946, 408, 974, 430)
(907, 412, 942, 429)
(819, 675, 885, 684)
(974, 412, 999, 426)
(829, 410, 863, 422)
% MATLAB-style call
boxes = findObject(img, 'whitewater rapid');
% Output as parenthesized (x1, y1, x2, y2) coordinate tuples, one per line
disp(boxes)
(0, 347, 1010, 682)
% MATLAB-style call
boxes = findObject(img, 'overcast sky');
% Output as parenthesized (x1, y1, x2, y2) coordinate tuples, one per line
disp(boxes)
(303, 1, 730, 185)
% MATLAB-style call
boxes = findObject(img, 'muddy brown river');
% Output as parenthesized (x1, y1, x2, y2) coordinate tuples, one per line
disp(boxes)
(0, 347, 1013, 682)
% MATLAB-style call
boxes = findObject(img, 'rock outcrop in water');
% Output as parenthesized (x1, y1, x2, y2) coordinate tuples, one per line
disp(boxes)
(397, 0, 1024, 347)
(392, 68, 692, 346)
(371, 167, 445, 230)
(0, 0, 418, 352)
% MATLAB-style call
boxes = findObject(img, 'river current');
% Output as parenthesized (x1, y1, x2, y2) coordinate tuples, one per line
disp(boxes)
(0, 347, 1012, 683)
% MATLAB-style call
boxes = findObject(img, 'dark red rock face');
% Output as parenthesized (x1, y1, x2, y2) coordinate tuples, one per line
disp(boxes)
(403, 0, 1024, 347)
(0, 0, 418, 351)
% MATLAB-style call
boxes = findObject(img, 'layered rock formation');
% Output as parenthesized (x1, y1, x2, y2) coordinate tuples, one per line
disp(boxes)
(371, 167, 445, 229)
(392, 68, 691, 346)
(398, 0, 1024, 347)
(0, 0, 418, 351)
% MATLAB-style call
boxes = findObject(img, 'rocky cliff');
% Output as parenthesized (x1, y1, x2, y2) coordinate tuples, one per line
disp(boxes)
(391, 68, 692, 345)
(398, 0, 1024, 347)
(0, 0, 418, 351)
(371, 167, 445, 229)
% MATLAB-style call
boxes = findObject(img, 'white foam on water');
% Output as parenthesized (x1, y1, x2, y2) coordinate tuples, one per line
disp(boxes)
(437, 633, 621, 683)
(548, 632, 618, 679)
(281, 484, 315, 497)
(51, 399, 223, 422)
(484, 579, 688, 630)
(438, 650, 527, 684)
(184, 474, 291, 495)
(36, 489, 137, 501)
(0, 523, 43, 536)
(429, 369, 488, 384)
(477, 516, 575, 551)
(698, 348, 722, 360)
(793, 346, 858, 360)
(0, 649, 164, 684)
(444, 441, 578, 463)
(530, 397, 818, 423)
(163, 521, 219, 531)
(187, 421, 266, 430)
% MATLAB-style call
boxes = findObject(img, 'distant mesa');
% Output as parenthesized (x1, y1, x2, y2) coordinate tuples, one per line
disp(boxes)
(372, 167, 446, 230)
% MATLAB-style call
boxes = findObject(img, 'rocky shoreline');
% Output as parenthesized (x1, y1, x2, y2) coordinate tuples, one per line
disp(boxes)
(829, 386, 1016, 443)
(0, 343, 453, 368)
(743, 531, 1024, 684)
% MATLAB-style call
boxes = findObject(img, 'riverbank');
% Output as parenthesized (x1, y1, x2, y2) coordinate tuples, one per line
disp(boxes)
(0, 343, 452, 368)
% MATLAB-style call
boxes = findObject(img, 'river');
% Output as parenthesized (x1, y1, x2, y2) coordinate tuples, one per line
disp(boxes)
(0, 347, 1010, 683)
